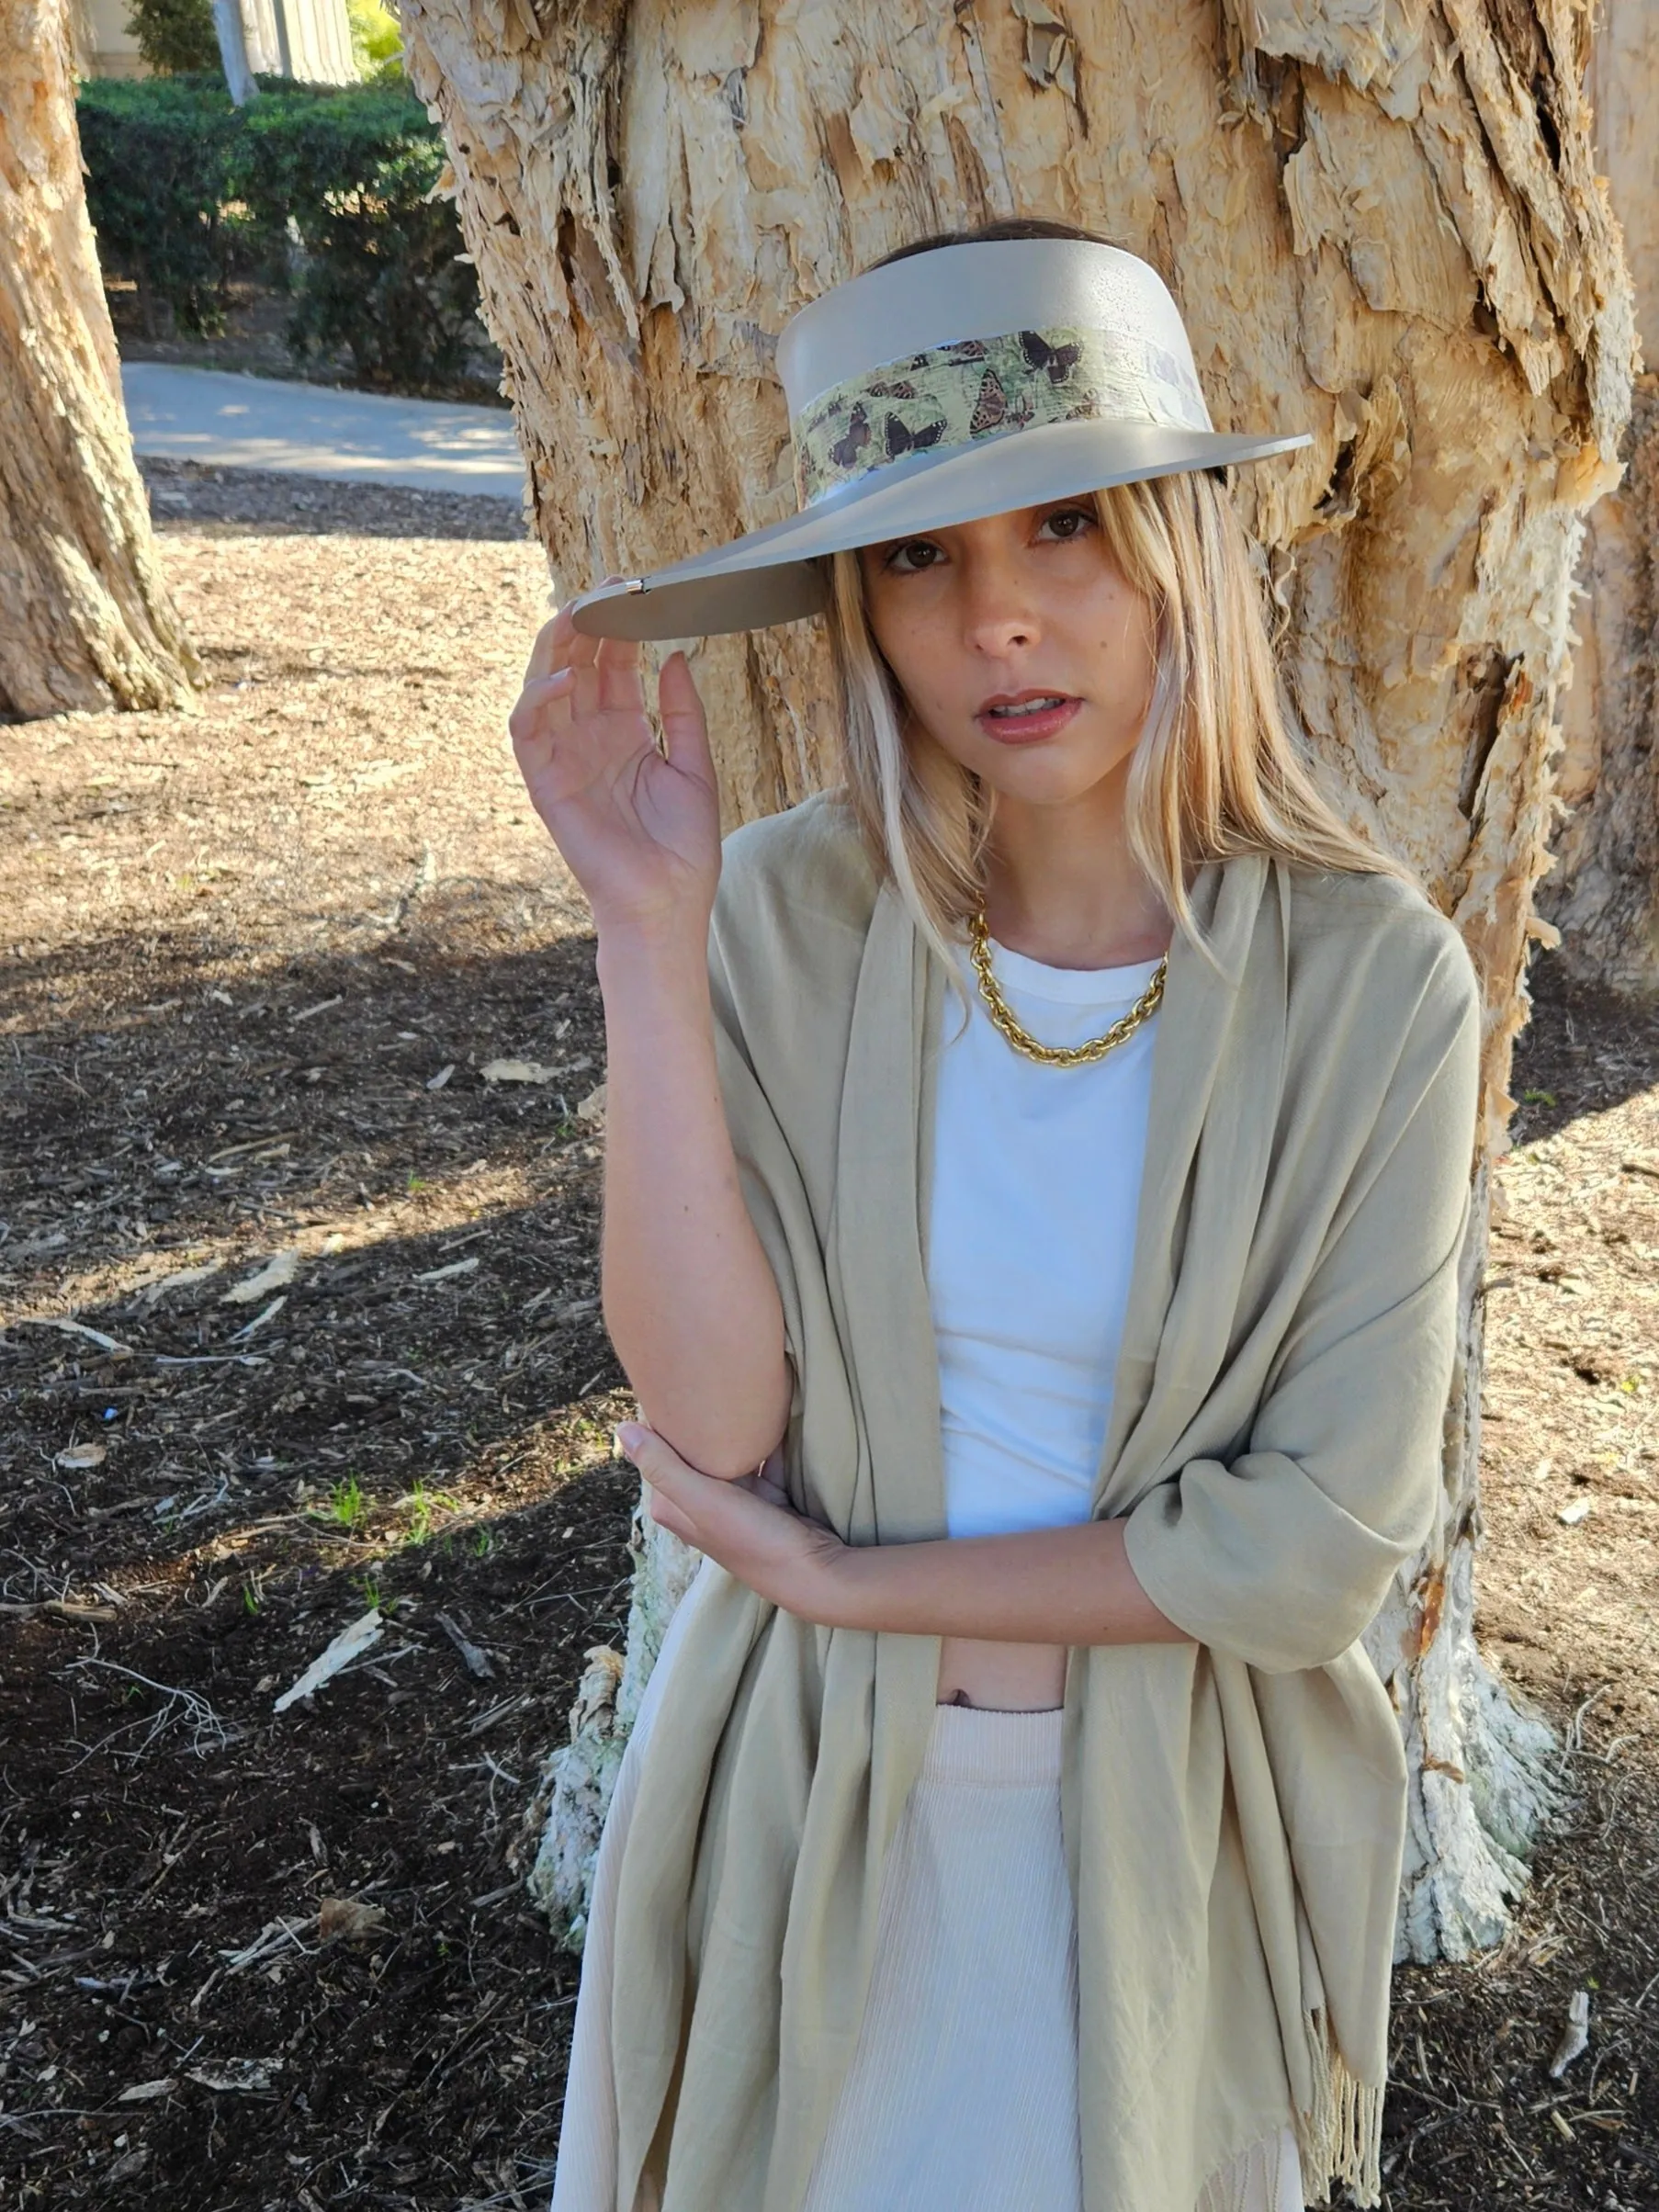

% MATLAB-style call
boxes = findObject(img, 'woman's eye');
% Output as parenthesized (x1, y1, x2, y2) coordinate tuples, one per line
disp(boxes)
(878, 507, 1094, 571)
(883, 538, 942, 573)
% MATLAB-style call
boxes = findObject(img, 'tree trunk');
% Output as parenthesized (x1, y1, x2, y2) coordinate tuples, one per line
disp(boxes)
(1536, 0, 1659, 989)
(0, 0, 200, 720)
(399, 0, 1638, 1961)
(212, 0, 262, 104)
(522, 1489, 702, 1945)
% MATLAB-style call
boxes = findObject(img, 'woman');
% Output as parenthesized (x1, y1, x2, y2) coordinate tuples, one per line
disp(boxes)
(513, 222, 1481, 2212)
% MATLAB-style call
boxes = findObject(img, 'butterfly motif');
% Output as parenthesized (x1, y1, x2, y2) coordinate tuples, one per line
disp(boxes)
(969, 369, 1009, 436)
(943, 339, 990, 364)
(866, 378, 918, 400)
(1020, 330, 1084, 386)
(830, 405, 873, 470)
(968, 371, 1035, 437)
(883, 413, 947, 460)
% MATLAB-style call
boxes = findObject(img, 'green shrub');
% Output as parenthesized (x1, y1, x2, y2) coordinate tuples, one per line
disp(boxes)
(238, 83, 481, 389)
(77, 76, 255, 337)
(124, 0, 220, 75)
(75, 74, 487, 389)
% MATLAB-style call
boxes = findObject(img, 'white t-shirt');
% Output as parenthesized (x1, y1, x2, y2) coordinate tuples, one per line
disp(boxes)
(928, 937, 1161, 1542)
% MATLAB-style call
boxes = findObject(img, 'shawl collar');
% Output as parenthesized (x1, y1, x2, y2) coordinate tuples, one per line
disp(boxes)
(1091, 851, 1275, 1512)
(825, 875, 947, 1545)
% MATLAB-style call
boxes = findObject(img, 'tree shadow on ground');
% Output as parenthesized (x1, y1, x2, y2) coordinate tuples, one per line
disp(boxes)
(1, 908, 653, 2210)
(4, 912, 628, 1546)
(1510, 954, 1659, 1146)
(139, 455, 531, 544)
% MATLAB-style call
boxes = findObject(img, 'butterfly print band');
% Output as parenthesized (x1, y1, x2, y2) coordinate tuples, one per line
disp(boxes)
(790, 323, 1214, 504)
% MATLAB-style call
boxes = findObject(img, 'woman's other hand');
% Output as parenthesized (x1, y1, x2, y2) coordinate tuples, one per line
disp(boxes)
(618, 1423, 854, 1625)
(509, 598, 721, 939)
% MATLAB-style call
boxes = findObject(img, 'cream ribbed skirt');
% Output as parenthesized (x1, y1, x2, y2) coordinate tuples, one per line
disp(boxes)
(799, 1700, 1086, 2210)
(550, 1581, 1304, 2212)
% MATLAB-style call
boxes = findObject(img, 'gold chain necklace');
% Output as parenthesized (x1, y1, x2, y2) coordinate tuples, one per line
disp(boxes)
(966, 899, 1168, 1069)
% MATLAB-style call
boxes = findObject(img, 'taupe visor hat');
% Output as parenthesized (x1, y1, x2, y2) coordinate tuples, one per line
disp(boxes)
(567, 238, 1312, 641)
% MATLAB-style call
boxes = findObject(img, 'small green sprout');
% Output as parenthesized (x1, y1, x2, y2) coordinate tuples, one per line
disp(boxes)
(402, 1481, 460, 1544)
(317, 1473, 368, 1534)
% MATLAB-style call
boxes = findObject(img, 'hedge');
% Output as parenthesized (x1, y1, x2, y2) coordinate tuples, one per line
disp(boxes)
(77, 75, 250, 339)
(76, 74, 487, 391)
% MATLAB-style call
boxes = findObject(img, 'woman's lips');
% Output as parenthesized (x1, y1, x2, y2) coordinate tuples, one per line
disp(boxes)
(974, 697, 1081, 743)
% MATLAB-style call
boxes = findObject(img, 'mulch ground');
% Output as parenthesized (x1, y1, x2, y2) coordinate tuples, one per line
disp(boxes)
(1, 460, 1655, 2209)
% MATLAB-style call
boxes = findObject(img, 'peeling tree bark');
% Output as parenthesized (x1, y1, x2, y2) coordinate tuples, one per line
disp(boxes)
(1537, 0, 1659, 988)
(398, 0, 1638, 1962)
(0, 0, 200, 721)
(521, 1493, 701, 1945)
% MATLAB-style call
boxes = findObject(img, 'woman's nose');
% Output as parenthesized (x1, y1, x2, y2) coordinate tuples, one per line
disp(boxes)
(961, 594, 1038, 655)
(953, 546, 1041, 654)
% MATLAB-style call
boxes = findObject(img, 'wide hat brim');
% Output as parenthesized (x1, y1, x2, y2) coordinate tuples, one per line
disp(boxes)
(566, 415, 1312, 642)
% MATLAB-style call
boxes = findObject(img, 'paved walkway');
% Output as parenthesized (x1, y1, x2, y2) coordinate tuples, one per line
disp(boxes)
(120, 362, 527, 502)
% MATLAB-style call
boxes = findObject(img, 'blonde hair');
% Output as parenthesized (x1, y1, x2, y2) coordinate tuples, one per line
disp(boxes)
(824, 462, 1409, 976)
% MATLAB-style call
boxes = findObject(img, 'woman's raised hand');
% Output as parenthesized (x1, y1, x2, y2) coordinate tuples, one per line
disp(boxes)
(509, 600, 721, 938)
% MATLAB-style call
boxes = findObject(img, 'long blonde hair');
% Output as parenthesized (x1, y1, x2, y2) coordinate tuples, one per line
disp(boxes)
(821, 224, 1410, 975)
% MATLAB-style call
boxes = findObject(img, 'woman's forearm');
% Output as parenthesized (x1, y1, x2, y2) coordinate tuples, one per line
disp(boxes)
(823, 1518, 1193, 1646)
(596, 923, 792, 1478)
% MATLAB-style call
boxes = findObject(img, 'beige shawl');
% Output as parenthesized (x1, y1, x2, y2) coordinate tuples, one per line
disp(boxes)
(604, 790, 1481, 2212)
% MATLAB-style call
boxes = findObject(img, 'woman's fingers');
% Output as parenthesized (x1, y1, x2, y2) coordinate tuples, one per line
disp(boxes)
(592, 632, 647, 718)
(510, 649, 648, 768)
(625, 1429, 710, 1544)
(618, 1422, 704, 1496)
(522, 572, 626, 683)
(646, 1488, 698, 1541)
(622, 1426, 737, 1535)
(523, 610, 595, 693)
(657, 650, 716, 784)
(617, 1423, 842, 1620)
(525, 590, 686, 751)
(506, 668, 575, 761)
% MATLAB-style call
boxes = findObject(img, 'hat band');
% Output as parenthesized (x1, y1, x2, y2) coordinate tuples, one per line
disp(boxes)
(790, 322, 1213, 506)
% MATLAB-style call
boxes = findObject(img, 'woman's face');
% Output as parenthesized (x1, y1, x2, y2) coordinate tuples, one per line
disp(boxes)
(855, 497, 1158, 813)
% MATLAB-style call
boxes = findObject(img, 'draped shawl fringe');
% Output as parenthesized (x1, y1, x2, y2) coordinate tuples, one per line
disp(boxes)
(1193, 2013, 1382, 2212)
(1294, 2009, 1384, 2210)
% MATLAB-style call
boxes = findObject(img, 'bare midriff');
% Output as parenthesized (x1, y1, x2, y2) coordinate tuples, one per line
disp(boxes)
(935, 1634, 1068, 1710)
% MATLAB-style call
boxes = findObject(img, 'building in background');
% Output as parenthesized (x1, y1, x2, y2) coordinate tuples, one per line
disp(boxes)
(72, 0, 359, 83)
(232, 0, 357, 82)
(72, 0, 143, 75)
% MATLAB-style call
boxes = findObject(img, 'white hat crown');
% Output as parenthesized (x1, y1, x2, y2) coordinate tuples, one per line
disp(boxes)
(776, 240, 1216, 507)
(568, 235, 1310, 638)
